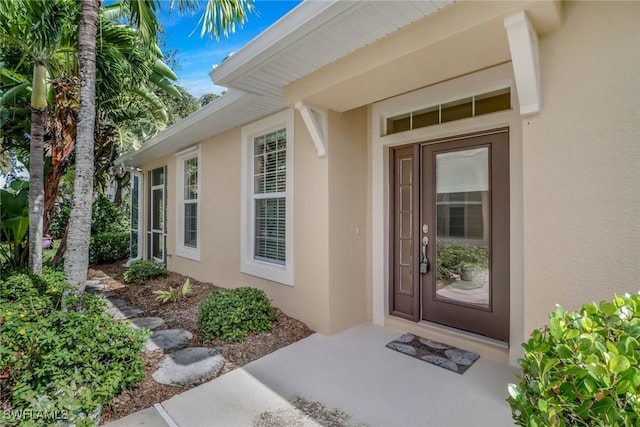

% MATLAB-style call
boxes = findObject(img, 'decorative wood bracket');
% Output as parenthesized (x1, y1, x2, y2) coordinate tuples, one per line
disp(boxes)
(295, 101, 328, 157)
(504, 11, 541, 117)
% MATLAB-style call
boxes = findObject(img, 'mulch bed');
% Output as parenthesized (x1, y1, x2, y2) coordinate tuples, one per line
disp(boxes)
(90, 261, 313, 424)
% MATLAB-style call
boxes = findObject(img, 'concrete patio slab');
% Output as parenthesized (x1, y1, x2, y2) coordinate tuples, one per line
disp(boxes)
(102, 406, 169, 427)
(104, 323, 519, 426)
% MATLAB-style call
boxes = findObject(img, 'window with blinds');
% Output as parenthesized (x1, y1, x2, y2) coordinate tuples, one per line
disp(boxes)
(241, 109, 293, 285)
(183, 157, 198, 248)
(175, 147, 200, 260)
(253, 129, 286, 264)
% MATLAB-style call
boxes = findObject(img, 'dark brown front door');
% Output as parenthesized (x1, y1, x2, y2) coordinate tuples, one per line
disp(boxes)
(390, 130, 510, 341)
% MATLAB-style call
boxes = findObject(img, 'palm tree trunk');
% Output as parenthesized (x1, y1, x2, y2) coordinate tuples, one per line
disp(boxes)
(64, 0, 100, 302)
(28, 62, 47, 275)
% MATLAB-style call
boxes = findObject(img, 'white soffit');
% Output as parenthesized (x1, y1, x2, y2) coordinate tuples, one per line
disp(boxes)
(123, 0, 454, 166)
(210, 0, 455, 97)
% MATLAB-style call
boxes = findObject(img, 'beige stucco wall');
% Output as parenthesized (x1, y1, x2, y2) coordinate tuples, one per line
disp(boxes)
(522, 1, 640, 333)
(140, 108, 370, 336)
(141, 113, 335, 334)
(327, 107, 369, 333)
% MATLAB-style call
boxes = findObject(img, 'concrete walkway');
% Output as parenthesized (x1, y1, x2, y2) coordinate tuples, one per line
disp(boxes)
(104, 323, 519, 427)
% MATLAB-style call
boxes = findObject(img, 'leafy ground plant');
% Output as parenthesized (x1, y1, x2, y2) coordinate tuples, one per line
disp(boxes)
(198, 287, 276, 342)
(508, 293, 640, 427)
(123, 259, 167, 284)
(0, 269, 150, 426)
(153, 279, 197, 304)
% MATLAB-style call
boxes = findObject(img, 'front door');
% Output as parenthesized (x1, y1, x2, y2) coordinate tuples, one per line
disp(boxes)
(390, 130, 509, 341)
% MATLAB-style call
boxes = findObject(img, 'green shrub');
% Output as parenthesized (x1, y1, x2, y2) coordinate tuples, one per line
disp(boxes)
(0, 271, 149, 426)
(123, 259, 167, 284)
(89, 232, 130, 264)
(49, 204, 71, 239)
(91, 195, 129, 235)
(198, 287, 276, 342)
(508, 294, 640, 427)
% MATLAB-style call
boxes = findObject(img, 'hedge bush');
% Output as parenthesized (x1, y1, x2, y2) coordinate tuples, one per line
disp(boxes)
(89, 232, 130, 264)
(50, 197, 129, 240)
(198, 287, 276, 342)
(49, 205, 70, 239)
(123, 259, 167, 284)
(508, 294, 640, 427)
(91, 196, 129, 235)
(0, 269, 149, 426)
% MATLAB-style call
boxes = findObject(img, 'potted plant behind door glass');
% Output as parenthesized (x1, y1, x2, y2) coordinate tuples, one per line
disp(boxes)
(436, 244, 489, 289)
(456, 245, 488, 287)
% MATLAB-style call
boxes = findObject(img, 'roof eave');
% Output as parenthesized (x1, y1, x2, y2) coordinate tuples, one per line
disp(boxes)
(208, 0, 357, 89)
(115, 89, 253, 167)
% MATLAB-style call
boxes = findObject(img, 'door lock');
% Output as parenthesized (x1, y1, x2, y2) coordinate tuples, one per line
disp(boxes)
(420, 258, 430, 274)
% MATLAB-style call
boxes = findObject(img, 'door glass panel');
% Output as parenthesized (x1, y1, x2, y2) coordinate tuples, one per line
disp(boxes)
(152, 232, 163, 260)
(434, 147, 490, 309)
(152, 188, 163, 230)
(130, 174, 140, 259)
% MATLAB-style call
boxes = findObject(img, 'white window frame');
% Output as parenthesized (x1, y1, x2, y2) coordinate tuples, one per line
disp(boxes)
(126, 170, 143, 266)
(175, 145, 201, 261)
(241, 109, 294, 285)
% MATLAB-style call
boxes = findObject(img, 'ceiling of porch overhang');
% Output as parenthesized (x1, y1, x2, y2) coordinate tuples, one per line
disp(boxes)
(120, 0, 456, 166)
(285, 0, 562, 112)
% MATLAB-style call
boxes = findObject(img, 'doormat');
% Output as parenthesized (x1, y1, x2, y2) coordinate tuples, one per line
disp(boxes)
(385, 333, 479, 374)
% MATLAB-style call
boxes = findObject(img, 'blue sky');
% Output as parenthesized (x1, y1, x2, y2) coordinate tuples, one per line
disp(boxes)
(157, 0, 302, 97)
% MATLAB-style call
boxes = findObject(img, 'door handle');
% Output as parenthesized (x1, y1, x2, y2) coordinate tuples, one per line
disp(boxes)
(420, 235, 429, 274)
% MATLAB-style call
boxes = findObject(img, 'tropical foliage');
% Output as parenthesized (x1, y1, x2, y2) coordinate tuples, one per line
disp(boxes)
(0, 180, 29, 272)
(508, 294, 640, 426)
(0, 269, 150, 426)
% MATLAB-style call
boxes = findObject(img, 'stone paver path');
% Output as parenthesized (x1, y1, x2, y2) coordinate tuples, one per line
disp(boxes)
(153, 347, 224, 386)
(86, 274, 225, 386)
(130, 317, 165, 330)
(144, 329, 193, 352)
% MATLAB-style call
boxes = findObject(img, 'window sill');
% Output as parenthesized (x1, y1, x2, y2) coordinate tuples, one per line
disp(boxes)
(241, 259, 293, 286)
(175, 248, 200, 262)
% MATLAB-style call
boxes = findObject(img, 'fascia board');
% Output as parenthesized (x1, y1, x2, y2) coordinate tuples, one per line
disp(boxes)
(115, 89, 254, 166)
(208, 0, 357, 87)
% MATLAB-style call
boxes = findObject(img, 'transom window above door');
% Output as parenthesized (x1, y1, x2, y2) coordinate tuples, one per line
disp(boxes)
(385, 88, 511, 135)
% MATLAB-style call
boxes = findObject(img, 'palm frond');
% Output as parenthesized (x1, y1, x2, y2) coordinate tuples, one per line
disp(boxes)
(198, 0, 255, 39)
(152, 59, 178, 81)
(124, 0, 160, 46)
(0, 83, 31, 106)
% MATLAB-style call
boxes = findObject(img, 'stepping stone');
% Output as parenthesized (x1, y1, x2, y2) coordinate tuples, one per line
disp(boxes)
(97, 290, 115, 298)
(144, 329, 193, 352)
(152, 347, 224, 386)
(107, 305, 143, 320)
(130, 317, 165, 330)
(85, 281, 105, 292)
(105, 298, 129, 308)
